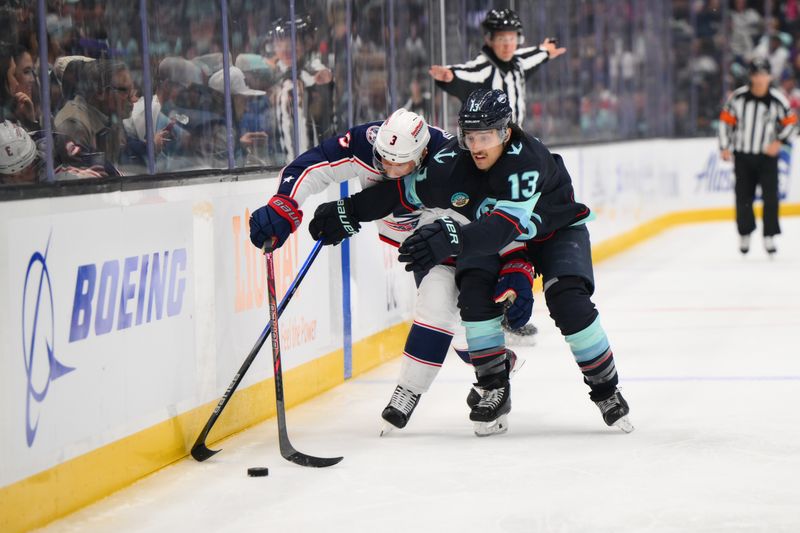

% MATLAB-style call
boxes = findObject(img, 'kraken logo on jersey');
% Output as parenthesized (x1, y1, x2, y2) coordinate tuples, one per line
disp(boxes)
(450, 192, 470, 208)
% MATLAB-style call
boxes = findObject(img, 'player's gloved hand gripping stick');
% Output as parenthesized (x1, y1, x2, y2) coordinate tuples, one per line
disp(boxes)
(191, 240, 341, 467)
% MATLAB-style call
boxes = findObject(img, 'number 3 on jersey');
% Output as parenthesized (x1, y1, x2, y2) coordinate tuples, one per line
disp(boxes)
(507, 171, 539, 199)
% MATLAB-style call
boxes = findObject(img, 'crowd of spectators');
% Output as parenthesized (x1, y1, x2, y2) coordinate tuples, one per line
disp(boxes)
(0, 1, 796, 187)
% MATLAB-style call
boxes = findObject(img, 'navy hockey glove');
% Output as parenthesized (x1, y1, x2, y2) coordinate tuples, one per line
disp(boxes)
(249, 194, 303, 250)
(398, 217, 463, 272)
(493, 260, 535, 329)
(308, 198, 362, 245)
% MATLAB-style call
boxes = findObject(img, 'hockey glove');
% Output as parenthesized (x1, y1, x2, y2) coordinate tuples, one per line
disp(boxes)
(398, 217, 463, 272)
(308, 198, 362, 245)
(249, 194, 303, 250)
(493, 260, 535, 329)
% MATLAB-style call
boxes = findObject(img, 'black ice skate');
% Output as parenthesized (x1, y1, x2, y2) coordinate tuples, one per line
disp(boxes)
(594, 389, 634, 433)
(467, 349, 524, 408)
(380, 385, 421, 436)
(470, 379, 511, 437)
(502, 316, 538, 347)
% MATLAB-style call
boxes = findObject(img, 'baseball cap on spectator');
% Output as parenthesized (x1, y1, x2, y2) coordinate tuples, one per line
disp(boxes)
(749, 57, 771, 75)
(193, 53, 229, 79)
(0, 120, 37, 175)
(52, 55, 95, 82)
(158, 57, 203, 88)
(235, 53, 269, 73)
(208, 67, 266, 96)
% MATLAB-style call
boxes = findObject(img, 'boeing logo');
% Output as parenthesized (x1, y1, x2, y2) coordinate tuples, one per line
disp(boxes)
(69, 248, 188, 342)
(23, 235, 75, 447)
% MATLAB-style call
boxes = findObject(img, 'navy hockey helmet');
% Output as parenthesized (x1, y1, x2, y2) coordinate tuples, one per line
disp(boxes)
(458, 89, 513, 150)
(482, 9, 523, 36)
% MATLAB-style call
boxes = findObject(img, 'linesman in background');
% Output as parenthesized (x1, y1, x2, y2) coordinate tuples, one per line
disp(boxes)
(428, 8, 566, 127)
(719, 57, 797, 255)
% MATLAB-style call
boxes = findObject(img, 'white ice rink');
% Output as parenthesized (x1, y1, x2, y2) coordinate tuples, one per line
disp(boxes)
(37, 219, 800, 533)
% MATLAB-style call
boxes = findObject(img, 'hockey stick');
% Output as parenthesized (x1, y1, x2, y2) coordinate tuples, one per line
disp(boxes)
(190, 240, 324, 462)
(263, 239, 343, 467)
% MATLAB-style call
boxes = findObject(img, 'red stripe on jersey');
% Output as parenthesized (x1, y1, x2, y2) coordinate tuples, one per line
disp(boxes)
(490, 210, 524, 234)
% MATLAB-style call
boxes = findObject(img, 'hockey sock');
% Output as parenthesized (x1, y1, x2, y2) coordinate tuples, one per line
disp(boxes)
(398, 321, 453, 394)
(464, 316, 507, 386)
(565, 316, 619, 401)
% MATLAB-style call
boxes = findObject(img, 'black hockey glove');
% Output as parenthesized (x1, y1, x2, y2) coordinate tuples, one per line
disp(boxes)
(398, 217, 463, 272)
(308, 198, 362, 245)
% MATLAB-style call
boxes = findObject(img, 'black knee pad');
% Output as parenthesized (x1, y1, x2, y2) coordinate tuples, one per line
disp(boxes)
(457, 268, 504, 322)
(544, 276, 598, 336)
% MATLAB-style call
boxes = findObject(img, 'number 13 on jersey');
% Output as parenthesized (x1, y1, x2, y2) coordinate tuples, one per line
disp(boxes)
(507, 171, 539, 199)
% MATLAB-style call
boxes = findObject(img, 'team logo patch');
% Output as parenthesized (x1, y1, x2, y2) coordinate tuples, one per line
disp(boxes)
(366, 125, 380, 145)
(450, 192, 469, 208)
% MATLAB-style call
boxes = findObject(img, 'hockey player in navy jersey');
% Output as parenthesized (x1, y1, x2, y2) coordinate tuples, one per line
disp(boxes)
(310, 89, 633, 434)
(248, 108, 536, 436)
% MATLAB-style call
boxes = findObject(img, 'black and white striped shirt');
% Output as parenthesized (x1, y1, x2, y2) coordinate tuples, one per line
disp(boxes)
(437, 45, 549, 126)
(718, 86, 797, 155)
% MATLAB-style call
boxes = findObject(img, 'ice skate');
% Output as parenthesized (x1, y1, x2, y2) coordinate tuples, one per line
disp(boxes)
(470, 380, 511, 437)
(467, 349, 524, 408)
(380, 385, 421, 436)
(739, 234, 750, 254)
(764, 236, 776, 256)
(594, 389, 634, 433)
(502, 316, 538, 346)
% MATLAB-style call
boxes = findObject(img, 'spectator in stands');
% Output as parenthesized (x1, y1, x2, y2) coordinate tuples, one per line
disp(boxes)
(0, 43, 36, 129)
(51, 55, 95, 112)
(402, 69, 432, 118)
(54, 59, 137, 171)
(0, 119, 107, 185)
(11, 44, 39, 128)
(123, 56, 201, 171)
(235, 53, 277, 165)
(203, 65, 266, 167)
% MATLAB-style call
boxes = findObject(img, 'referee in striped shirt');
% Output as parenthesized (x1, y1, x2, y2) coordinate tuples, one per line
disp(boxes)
(428, 8, 566, 126)
(718, 57, 797, 255)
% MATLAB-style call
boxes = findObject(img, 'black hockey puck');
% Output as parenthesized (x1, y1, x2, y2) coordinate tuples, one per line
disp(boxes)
(247, 467, 269, 477)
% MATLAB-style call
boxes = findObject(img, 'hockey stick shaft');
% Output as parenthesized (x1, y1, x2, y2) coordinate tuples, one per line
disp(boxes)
(264, 241, 342, 467)
(190, 240, 323, 461)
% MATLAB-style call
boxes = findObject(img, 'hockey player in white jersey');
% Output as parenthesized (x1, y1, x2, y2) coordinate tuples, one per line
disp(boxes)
(248, 109, 534, 435)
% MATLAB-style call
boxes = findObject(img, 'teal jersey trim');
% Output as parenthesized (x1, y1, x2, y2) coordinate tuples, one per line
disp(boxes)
(495, 194, 540, 239)
(401, 174, 424, 209)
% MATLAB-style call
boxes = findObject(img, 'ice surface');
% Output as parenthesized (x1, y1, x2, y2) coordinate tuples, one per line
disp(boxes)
(36, 220, 800, 533)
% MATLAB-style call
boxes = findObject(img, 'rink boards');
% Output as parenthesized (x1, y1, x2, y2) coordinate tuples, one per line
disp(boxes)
(1, 137, 799, 532)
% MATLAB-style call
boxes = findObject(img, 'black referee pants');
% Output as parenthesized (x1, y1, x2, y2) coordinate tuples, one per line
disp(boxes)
(733, 152, 781, 237)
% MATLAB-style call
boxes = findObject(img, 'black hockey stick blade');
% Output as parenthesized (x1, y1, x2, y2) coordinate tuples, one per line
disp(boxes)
(190, 442, 220, 462)
(284, 452, 343, 468)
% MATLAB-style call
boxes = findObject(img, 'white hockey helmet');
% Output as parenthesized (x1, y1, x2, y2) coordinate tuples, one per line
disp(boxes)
(0, 120, 37, 176)
(373, 108, 431, 177)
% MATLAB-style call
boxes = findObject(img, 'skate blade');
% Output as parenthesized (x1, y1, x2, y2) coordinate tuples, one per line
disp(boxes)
(509, 356, 526, 379)
(473, 415, 509, 437)
(613, 415, 635, 434)
(380, 422, 396, 437)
